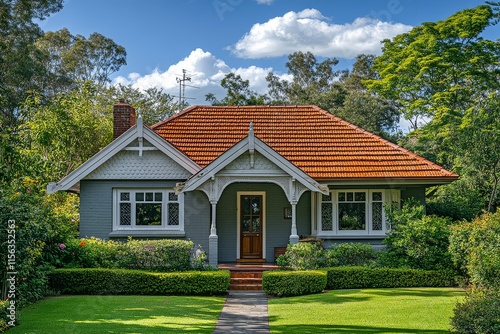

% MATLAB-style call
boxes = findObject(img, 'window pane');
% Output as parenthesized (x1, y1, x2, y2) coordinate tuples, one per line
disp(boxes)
(145, 192, 154, 201)
(252, 217, 261, 232)
(355, 192, 366, 201)
(168, 203, 179, 225)
(120, 192, 130, 201)
(168, 192, 178, 201)
(136, 192, 144, 201)
(120, 203, 131, 225)
(155, 192, 162, 201)
(347, 192, 353, 202)
(338, 192, 345, 202)
(136, 203, 162, 225)
(322, 193, 332, 202)
(251, 197, 261, 214)
(372, 202, 383, 230)
(372, 191, 382, 201)
(321, 202, 333, 231)
(339, 203, 366, 230)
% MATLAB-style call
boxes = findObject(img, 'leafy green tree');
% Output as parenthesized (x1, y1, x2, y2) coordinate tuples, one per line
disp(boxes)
(102, 84, 178, 125)
(21, 82, 112, 180)
(206, 72, 267, 106)
(333, 54, 400, 139)
(0, 0, 63, 124)
(266, 51, 344, 110)
(366, 5, 500, 131)
(36, 28, 127, 90)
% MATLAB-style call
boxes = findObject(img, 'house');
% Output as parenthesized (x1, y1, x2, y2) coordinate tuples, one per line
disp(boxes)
(47, 101, 458, 266)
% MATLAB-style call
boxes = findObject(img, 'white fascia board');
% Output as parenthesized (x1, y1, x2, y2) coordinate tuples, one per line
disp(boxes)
(47, 123, 200, 194)
(183, 135, 328, 195)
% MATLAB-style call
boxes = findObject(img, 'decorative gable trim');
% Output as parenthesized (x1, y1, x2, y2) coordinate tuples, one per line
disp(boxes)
(46, 115, 201, 194)
(181, 125, 329, 200)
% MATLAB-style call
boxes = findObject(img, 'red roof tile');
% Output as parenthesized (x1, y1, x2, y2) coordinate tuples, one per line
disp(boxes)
(151, 105, 458, 181)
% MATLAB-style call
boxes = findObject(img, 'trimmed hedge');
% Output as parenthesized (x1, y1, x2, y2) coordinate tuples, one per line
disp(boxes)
(262, 270, 327, 297)
(326, 266, 456, 290)
(49, 268, 230, 295)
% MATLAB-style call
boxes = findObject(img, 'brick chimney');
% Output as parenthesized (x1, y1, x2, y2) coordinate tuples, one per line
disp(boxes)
(113, 99, 136, 139)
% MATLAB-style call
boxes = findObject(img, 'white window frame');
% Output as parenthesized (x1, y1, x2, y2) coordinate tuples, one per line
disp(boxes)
(112, 189, 184, 231)
(317, 189, 399, 236)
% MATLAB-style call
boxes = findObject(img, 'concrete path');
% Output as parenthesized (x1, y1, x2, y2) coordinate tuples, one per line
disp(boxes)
(213, 291, 270, 334)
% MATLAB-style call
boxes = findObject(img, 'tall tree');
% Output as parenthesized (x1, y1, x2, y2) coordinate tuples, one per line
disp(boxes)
(206, 72, 267, 106)
(266, 51, 343, 110)
(36, 28, 127, 90)
(366, 5, 500, 131)
(0, 0, 63, 124)
(333, 54, 400, 139)
(366, 4, 500, 214)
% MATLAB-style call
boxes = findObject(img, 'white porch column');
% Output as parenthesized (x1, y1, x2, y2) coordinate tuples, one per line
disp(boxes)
(289, 202, 299, 244)
(208, 201, 218, 267)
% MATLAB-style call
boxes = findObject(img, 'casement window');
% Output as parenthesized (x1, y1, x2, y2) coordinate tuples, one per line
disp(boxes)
(318, 190, 399, 236)
(113, 189, 183, 231)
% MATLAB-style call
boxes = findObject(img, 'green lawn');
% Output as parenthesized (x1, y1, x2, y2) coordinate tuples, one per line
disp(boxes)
(8, 288, 464, 334)
(8, 295, 226, 334)
(268, 287, 465, 334)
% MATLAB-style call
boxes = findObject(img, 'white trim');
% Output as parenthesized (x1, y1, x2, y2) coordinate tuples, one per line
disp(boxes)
(112, 188, 184, 232)
(236, 191, 266, 260)
(46, 116, 200, 194)
(316, 189, 398, 237)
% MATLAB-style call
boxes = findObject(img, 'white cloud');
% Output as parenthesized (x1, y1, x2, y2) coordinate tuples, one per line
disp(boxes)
(230, 9, 412, 59)
(255, 0, 275, 4)
(113, 48, 286, 104)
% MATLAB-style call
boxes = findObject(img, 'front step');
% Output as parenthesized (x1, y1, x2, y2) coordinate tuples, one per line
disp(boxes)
(229, 271, 263, 290)
(219, 264, 279, 291)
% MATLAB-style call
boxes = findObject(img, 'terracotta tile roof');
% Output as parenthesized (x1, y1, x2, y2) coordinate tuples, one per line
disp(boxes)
(151, 105, 458, 181)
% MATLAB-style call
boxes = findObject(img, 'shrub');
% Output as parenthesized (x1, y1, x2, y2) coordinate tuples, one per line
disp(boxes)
(57, 238, 201, 272)
(0, 178, 62, 309)
(325, 266, 456, 290)
(49, 268, 230, 295)
(324, 243, 377, 267)
(381, 201, 454, 270)
(277, 242, 325, 270)
(262, 270, 327, 297)
(449, 210, 500, 289)
(450, 290, 500, 334)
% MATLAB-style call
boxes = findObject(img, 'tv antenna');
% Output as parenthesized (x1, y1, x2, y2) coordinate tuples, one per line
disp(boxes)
(176, 69, 198, 112)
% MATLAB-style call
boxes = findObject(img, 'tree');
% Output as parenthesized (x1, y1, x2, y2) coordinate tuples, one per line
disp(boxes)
(366, 4, 500, 213)
(0, 0, 63, 124)
(36, 28, 127, 90)
(101, 84, 178, 125)
(366, 5, 500, 131)
(266, 51, 343, 110)
(332, 54, 400, 139)
(206, 72, 267, 106)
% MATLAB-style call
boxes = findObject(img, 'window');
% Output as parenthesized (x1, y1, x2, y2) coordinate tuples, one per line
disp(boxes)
(319, 190, 395, 236)
(114, 189, 183, 230)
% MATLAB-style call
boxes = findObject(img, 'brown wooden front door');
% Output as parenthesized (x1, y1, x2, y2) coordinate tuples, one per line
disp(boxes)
(240, 195, 263, 259)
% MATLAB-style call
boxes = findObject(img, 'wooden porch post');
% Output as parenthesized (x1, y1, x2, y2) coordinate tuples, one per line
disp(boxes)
(289, 202, 299, 244)
(208, 201, 218, 267)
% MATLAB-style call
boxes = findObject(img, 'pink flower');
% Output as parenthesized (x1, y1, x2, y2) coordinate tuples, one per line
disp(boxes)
(26, 189, 31, 193)
(59, 243, 66, 250)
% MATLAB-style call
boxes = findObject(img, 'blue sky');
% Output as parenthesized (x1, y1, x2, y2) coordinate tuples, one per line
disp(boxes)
(38, 0, 496, 104)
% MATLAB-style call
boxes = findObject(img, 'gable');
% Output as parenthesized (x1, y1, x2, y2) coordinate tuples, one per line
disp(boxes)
(222, 151, 286, 175)
(85, 140, 192, 180)
(47, 115, 200, 194)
